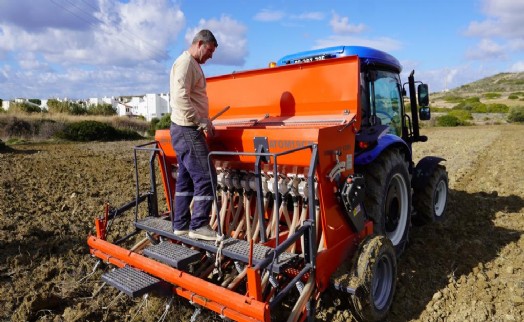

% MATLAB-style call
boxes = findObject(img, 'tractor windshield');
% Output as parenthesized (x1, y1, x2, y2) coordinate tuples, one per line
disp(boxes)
(369, 70, 403, 136)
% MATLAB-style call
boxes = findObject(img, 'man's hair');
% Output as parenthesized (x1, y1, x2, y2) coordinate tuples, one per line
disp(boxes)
(192, 29, 218, 47)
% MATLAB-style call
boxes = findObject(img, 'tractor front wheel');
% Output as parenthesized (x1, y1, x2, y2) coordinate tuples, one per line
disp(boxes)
(413, 165, 448, 224)
(349, 235, 397, 321)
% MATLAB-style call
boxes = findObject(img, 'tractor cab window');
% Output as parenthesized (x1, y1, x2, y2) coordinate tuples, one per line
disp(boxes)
(369, 71, 402, 135)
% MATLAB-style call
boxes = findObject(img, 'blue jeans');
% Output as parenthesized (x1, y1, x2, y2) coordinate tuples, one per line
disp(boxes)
(170, 123, 217, 231)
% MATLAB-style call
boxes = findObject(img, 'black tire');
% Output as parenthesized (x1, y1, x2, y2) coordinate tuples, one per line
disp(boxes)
(350, 235, 397, 321)
(358, 149, 411, 254)
(413, 165, 448, 224)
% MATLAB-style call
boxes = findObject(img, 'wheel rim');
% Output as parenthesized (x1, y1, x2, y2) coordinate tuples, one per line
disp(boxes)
(385, 173, 409, 246)
(372, 254, 394, 310)
(434, 180, 447, 218)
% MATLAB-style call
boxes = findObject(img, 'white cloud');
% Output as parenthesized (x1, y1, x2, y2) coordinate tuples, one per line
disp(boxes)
(329, 13, 365, 34)
(465, 0, 524, 63)
(314, 35, 401, 53)
(185, 16, 248, 66)
(0, 0, 186, 99)
(510, 61, 524, 72)
(466, 38, 506, 60)
(0, 0, 185, 65)
(409, 64, 498, 93)
(1, 61, 170, 99)
(290, 12, 325, 21)
(466, 0, 524, 38)
(253, 9, 285, 22)
(254, 9, 325, 23)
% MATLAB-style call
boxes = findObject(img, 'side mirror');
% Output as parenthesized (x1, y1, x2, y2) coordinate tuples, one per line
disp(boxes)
(418, 84, 430, 120)
(417, 84, 429, 107)
(419, 106, 431, 120)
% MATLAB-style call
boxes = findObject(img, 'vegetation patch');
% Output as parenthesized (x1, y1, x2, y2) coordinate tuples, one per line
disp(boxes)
(483, 92, 502, 99)
(54, 120, 143, 142)
(448, 110, 473, 122)
(2, 117, 33, 138)
(436, 114, 465, 127)
(441, 95, 464, 103)
(507, 106, 524, 123)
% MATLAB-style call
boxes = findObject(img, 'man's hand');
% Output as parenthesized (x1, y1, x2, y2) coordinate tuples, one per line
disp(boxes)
(198, 118, 215, 136)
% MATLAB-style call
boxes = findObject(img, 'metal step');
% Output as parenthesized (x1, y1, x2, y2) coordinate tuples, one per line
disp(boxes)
(143, 242, 202, 271)
(135, 216, 299, 273)
(102, 266, 167, 297)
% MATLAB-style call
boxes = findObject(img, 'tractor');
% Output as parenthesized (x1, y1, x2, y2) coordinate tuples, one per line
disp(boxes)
(87, 45, 448, 321)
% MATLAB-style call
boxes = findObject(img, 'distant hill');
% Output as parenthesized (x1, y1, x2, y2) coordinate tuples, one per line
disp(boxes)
(431, 72, 524, 109)
(433, 72, 524, 97)
(449, 72, 524, 95)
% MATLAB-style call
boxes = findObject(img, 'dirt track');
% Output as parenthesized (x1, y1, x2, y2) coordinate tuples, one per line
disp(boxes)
(1, 124, 523, 321)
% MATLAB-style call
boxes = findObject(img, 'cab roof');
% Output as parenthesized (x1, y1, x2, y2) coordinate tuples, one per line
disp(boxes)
(277, 45, 402, 73)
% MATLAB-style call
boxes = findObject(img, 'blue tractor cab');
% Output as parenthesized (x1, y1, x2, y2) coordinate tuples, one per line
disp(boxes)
(277, 45, 402, 73)
(275, 46, 447, 254)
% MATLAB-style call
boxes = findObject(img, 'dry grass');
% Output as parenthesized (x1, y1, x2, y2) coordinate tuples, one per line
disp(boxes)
(0, 112, 150, 141)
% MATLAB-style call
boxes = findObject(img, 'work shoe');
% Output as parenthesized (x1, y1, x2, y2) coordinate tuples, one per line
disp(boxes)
(173, 229, 189, 236)
(188, 225, 217, 241)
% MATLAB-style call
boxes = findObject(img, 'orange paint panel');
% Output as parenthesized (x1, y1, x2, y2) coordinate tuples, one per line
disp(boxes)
(206, 55, 360, 122)
(88, 236, 269, 322)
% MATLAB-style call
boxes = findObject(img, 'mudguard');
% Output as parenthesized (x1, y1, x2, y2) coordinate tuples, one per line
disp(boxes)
(355, 134, 411, 166)
(412, 156, 446, 190)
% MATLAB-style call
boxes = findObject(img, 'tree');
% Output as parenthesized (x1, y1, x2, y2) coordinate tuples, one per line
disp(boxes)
(28, 98, 42, 105)
(47, 99, 70, 114)
(88, 103, 117, 116)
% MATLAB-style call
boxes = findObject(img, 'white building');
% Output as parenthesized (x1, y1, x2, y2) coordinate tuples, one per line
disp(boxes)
(116, 93, 170, 121)
(87, 96, 119, 109)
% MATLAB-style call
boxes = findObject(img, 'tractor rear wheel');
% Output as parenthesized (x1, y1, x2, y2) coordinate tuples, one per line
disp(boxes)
(349, 235, 397, 321)
(358, 149, 411, 254)
(413, 165, 448, 224)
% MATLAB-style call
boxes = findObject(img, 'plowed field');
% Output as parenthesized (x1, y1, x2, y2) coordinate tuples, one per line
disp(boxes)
(1, 124, 523, 321)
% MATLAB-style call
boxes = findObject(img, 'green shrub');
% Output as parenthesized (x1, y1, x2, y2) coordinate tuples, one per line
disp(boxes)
(47, 99, 70, 114)
(442, 95, 464, 103)
(509, 94, 519, 100)
(483, 92, 501, 99)
(429, 107, 449, 112)
(9, 102, 42, 113)
(111, 116, 149, 133)
(453, 100, 485, 112)
(149, 117, 160, 136)
(507, 106, 524, 123)
(28, 99, 42, 105)
(436, 114, 464, 127)
(55, 120, 142, 141)
(471, 104, 487, 113)
(486, 103, 509, 113)
(69, 102, 88, 115)
(448, 110, 473, 121)
(88, 103, 117, 116)
(156, 114, 171, 130)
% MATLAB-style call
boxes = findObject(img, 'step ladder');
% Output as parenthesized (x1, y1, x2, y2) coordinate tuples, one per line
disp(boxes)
(102, 266, 168, 297)
(143, 241, 201, 271)
(102, 240, 202, 297)
(135, 216, 299, 273)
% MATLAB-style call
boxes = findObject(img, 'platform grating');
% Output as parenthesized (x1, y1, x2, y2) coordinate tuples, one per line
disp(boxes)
(135, 216, 299, 273)
(102, 266, 164, 297)
(143, 242, 202, 271)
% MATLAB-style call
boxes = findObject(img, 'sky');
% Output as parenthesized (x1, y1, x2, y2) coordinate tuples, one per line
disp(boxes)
(1, 0, 523, 100)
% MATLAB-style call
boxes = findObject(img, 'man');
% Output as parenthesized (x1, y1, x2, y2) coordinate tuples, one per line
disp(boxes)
(169, 29, 218, 241)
